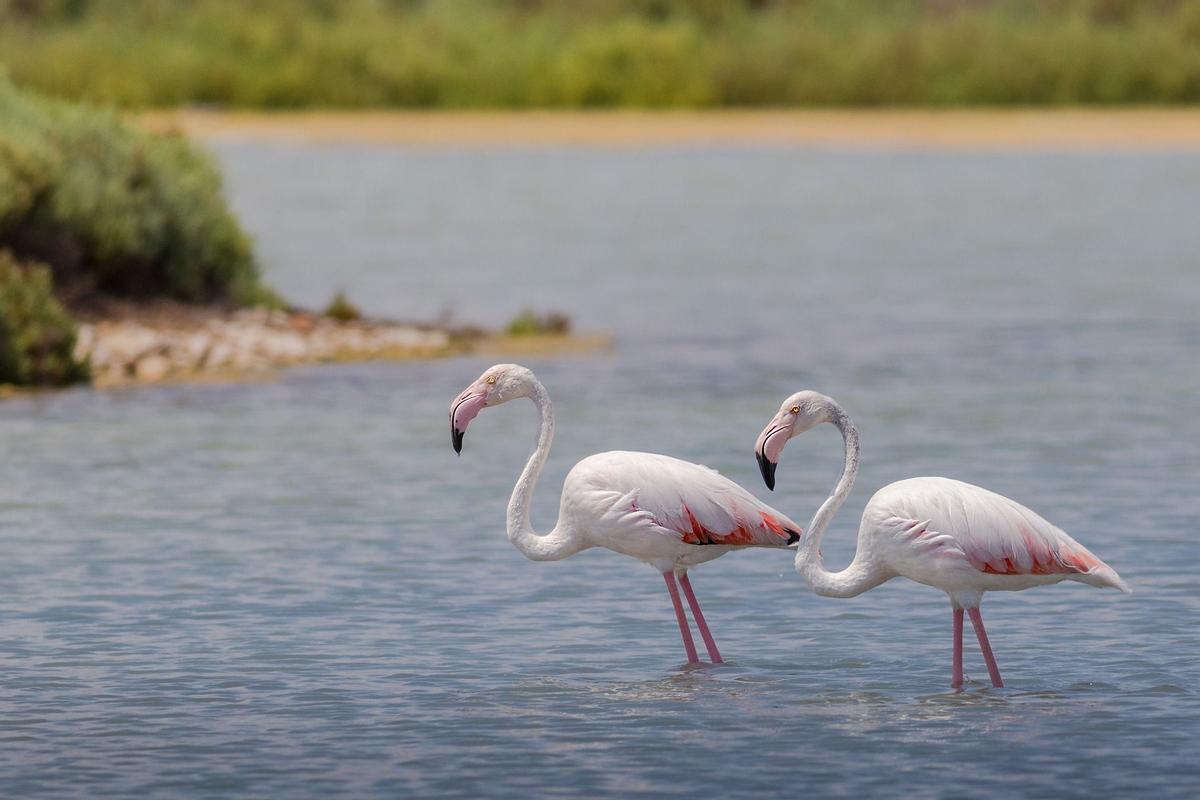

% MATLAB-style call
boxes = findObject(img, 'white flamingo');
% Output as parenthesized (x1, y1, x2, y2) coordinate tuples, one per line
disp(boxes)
(753, 391, 1130, 688)
(450, 364, 803, 665)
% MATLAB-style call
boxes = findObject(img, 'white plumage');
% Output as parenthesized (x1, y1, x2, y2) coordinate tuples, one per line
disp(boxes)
(864, 477, 1129, 603)
(755, 390, 1129, 689)
(560, 451, 802, 570)
(451, 364, 799, 665)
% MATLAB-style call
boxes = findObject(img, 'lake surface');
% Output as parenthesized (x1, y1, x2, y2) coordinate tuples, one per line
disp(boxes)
(3, 143, 1198, 798)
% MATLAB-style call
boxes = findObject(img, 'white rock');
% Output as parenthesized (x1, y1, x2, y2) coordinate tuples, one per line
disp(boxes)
(98, 324, 162, 364)
(260, 330, 308, 361)
(134, 354, 170, 382)
(204, 341, 234, 369)
(83, 310, 454, 383)
(181, 332, 212, 363)
(73, 324, 96, 361)
(231, 343, 269, 371)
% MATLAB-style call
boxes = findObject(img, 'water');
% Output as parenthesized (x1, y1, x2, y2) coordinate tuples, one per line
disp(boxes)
(3, 143, 1198, 798)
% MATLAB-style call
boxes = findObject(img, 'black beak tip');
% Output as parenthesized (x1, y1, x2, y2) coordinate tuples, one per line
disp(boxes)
(756, 450, 777, 491)
(452, 427, 464, 454)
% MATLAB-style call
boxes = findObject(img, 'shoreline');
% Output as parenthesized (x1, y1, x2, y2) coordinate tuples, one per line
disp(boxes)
(64, 303, 608, 390)
(138, 108, 1200, 151)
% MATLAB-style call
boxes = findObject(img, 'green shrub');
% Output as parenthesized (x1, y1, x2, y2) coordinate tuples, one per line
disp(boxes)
(2, 1, 1200, 107)
(0, 75, 274, 306)
(505, 309, 571, 337)
(323, 290, 361, 322)
(0, 249, 89, 386)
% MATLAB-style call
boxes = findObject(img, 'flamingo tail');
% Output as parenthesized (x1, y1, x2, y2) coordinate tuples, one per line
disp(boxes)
(1078, 563, 1132, 594)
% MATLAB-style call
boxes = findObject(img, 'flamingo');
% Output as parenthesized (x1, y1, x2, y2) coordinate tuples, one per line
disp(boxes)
(450, 363, 803, 665)
(753, 391, 1130, 689)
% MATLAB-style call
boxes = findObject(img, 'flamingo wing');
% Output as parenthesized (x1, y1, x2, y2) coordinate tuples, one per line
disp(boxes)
(875, 477, 1128, 591)
(571, 451, 802, 548)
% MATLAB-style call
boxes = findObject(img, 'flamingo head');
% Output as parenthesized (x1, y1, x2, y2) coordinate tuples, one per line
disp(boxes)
(449, 363, 537, 454)
(754, 390, 836, 491)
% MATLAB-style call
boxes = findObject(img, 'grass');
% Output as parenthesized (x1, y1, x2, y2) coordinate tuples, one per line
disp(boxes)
(1, 1, 1198, 108)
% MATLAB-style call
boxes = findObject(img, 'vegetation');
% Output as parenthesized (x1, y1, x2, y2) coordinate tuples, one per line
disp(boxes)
(0, 250, 89, 386)
(0, 76, 280, 385)
(505, 309, 571, 336)
(0, 75, 274, 307)
(323, 290, 362, 322)
(1, 1, 1199, 108)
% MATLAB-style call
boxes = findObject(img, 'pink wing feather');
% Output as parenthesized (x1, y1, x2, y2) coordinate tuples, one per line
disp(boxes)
(875, 477, 1127, 589)
(573, 451, 802, 548)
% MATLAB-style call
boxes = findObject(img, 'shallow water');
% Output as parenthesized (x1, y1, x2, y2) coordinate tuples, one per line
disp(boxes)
(3, 145, 1198, 798)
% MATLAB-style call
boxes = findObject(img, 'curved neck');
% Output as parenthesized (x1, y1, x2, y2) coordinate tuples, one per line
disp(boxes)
(794, 402, 886, 598)
(505, 379, 581, 561)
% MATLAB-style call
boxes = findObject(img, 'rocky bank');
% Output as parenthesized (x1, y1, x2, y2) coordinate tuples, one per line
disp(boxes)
(74, 307, 455, 386)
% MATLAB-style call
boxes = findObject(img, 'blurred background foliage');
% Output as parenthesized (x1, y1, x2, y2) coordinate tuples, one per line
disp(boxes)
(1, 0, 1198, 108)
(0, 74, 276, 384)
(0, 250, 88, 386)
(0, 76, 273, 308)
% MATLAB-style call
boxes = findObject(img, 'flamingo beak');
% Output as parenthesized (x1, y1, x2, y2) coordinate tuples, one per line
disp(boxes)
(755, 419, 790, 491)
(449, 388, 488, 454)
(756, 449, 777, 491)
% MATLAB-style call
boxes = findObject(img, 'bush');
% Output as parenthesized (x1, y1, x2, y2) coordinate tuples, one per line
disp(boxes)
(2, 1, 1200, 108)
(323, 290, 361, 322)
(0, 249, 89, 386)
(505, 309, 571, 337)
(0, 75, 274, 306)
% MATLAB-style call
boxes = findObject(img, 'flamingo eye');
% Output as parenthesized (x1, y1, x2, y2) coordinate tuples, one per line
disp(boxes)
(790, 405, 800, 414)
(486, 375, 497, 385)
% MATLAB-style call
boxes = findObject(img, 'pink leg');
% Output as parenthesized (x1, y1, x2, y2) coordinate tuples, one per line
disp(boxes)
(967, 607, 1004, 688)
(678, 573, 723, 664)
(663, 572, 699, 664)
(951, 608, 964, 689)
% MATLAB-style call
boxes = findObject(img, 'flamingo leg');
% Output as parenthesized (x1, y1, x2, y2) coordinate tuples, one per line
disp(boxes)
(967, 607, 1004, 688)
(663, 571, 700, 664)
(678, 573, 723, 664)
(952, 607, 964, 689)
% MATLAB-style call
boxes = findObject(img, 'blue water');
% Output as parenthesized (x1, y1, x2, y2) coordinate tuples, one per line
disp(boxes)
(2, 144, 1198, 798)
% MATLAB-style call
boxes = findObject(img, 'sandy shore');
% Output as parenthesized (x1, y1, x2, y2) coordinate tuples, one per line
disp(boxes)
(139, 109, 1200, 151)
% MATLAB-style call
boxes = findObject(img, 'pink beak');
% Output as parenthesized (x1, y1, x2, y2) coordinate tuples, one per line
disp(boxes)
(754, 419, 791, 491)
(449, 386, 488, 454)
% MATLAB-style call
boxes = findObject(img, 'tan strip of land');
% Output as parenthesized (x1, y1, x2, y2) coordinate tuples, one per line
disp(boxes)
(138, 109, 1200, 151)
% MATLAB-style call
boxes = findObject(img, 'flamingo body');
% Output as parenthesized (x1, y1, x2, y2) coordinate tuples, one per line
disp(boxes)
(861, 477, 1129, 605)
(559, 451, 802, 573)
(451, 364, 799, 665)
(755, 391, 1129, 688)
